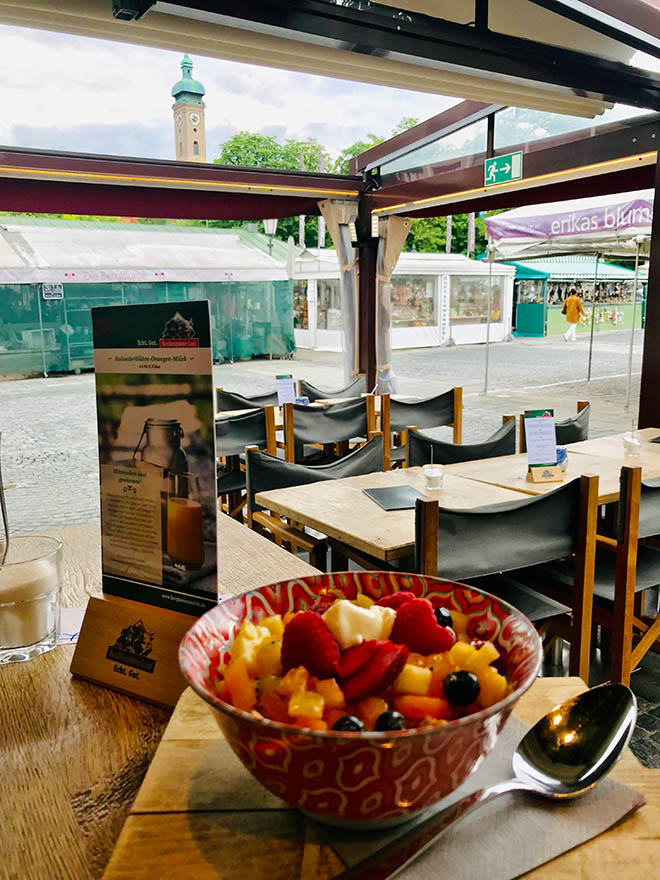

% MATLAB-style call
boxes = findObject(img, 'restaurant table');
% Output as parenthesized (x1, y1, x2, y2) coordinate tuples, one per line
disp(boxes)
(567, 427, 660, 469)
(3, 515, 318, 880)
(444, 448, 660, 505)
(255, 467, 525, 562)
(102, 676, 660, 880)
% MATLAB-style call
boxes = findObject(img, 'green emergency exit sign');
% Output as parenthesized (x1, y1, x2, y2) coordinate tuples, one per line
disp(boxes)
(484, 151, 523, 186)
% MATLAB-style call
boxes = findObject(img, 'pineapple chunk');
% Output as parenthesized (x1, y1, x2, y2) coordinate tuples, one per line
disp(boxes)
(252, 639, 283, 678)
(231, 620, 271, 673)
(314, 678, 346, 709)
(353, 593, 374, 609)
(477, 666, 508, 708)
(288, 691, 325, 719)
(394, 664, 432, 695)
(261, 615, 284, 639)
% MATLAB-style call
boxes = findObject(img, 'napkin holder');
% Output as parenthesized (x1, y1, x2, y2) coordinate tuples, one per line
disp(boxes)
(70, 593, 195, 709)
(527, 464, 564, 483)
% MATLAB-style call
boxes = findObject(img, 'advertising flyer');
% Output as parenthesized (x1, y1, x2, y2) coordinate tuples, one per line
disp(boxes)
(92, 301, 217, 615)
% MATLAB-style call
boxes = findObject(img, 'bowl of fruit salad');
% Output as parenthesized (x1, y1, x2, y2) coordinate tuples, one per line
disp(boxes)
(179, 571, 541, 829)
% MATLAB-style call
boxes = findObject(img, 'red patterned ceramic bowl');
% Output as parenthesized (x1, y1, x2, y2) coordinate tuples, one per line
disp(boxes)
(179, 572, 542, 829)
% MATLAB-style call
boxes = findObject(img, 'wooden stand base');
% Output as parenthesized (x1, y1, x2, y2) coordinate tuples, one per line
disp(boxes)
(527, 465, 564, 483)
(70, 594, 197, 709)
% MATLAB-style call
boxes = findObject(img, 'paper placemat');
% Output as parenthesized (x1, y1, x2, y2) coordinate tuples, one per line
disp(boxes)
(317, 715, 645, 880)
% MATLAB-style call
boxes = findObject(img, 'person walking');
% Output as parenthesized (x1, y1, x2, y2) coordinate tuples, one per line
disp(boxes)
(563, 288, 587, 341)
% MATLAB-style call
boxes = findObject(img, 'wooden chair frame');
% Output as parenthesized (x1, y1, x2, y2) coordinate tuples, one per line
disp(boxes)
(403, 413, 515, 469)
(416, 472, 599, 681)
(217, 406, 277, 522)
(519, 400, 589, 454)
(282, 396, 378, 464)
(380, 388, 462, 471)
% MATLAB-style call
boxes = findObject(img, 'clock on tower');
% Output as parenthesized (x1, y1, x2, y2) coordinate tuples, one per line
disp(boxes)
(171, 55, 206, 163)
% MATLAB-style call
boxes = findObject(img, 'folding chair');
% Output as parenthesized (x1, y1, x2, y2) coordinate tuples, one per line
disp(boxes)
(216, 406, 276, 521)
(298, 375, 366, 402)
(415, 474, 599, 680)
(282, 396, 378, 464)
(519, 401, 589, 452)
(216, 387, 279, 411)
(381, 388, 463, 470)
(406, 417, 515, 467)
(245, 435, 385, 569)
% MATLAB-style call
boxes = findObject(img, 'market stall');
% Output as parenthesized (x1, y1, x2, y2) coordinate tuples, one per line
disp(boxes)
(293, 249, 514, 352)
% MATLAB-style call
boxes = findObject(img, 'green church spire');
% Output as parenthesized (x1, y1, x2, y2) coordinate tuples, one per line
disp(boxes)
(171, 54, 206, 106)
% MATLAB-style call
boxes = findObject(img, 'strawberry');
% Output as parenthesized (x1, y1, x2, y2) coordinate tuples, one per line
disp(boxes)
(281, 611, 340, 679)
(391, 598, 456, 655)
(338, 639, 408, 702)
(375, 591, 415, 610)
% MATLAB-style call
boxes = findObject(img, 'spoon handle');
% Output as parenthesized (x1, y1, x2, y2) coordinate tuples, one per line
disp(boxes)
(333, 780, 524, 880)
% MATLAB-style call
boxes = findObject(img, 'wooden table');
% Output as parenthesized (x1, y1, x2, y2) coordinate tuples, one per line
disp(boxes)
(444, 449, 660, 505)
(255, 467, 526, 562)
(567, 427, 660, 470)
(103, 677, 660, 880)
(4, 515, 318, 880)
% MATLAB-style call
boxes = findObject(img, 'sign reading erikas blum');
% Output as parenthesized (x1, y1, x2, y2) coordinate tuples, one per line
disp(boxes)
(92, 301, 218, 616)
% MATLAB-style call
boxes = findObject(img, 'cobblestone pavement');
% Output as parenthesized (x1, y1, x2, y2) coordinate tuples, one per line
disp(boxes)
(2, 328, 658, 766)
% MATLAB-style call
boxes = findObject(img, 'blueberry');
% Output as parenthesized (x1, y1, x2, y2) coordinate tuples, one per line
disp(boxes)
(434, 606, 453, 628)
(374, 711, 406, 732)
(444, 670, 480, 706)
(332, 715, 365, 732)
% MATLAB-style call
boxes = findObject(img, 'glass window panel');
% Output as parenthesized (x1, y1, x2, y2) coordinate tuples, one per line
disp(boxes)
(450, 275, 504, 325)
(293, 280, 308, 329)
(381, 118, 488, 176)
(515, 279, 544, 305)
(317, 279, 341, 330)
(390, 276, 436, 327)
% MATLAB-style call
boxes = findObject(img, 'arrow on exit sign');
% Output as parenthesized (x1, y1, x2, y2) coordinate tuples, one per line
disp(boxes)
(484, 151, 523, 186)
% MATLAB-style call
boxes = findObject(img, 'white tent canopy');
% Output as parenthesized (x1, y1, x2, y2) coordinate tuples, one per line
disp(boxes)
(486, 189, 653, 259)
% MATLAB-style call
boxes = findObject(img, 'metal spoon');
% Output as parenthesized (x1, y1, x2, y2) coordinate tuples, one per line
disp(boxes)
(335, 683, 637, 880)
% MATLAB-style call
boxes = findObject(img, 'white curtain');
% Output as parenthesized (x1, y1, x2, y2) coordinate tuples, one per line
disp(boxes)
(375, 216, 411, 393)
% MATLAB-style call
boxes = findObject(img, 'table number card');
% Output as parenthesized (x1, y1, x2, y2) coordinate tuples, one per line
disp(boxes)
(524, 409, 563, 482)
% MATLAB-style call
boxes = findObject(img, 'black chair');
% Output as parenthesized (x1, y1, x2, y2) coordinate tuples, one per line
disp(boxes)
(520, 401, 589, 452)
(381, 388, 463, 469)
(415, 474, 600, 680)
(283, 397, 377, 464)
(216, 387, 280, 411)
(407, 418, 515, 467)
(298, 375, 366, 402)
(216, 407, 276, 520)
(245, 435, 385, 568)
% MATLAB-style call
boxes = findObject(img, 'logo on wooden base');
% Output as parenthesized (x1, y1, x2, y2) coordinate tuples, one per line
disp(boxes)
(527, 465, 564, 483)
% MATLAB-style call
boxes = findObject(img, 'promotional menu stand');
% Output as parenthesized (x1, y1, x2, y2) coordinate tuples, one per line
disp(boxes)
(524, 409, 564, 483)
(71, 302, 218, 709)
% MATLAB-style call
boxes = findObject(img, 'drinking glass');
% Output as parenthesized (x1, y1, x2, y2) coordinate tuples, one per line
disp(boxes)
(423, 463, 444, 492)
(0, 535, 62, 664)
(167, 472, 205, 569)
(623, 430, 641, 457)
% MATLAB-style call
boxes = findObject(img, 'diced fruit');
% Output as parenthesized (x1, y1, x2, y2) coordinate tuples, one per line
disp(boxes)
(259, 691, 289, 723)
(465, 641, 500, 673)
(323, 600, 396, 649)
(261, 615, 284, 639)
(231, 620, 271, 673)
(407, 652, 427, 667)
(434, 607, 453, 628)
(294, 717, 328, 731)
(324, 708, 347, 729)
(314, 678, 346, 709)
(393, 664, 432, 696)
(375, 710, 406, 731)
(394, 695, 449, 721)
(339, 639, 409, 702)
(444, 670, 481, 706)
(214, 678, 231, 702)
(331, 715, 365, 732)
(448, 640, 474, 668)
(252, 640, 283, 678)
(224, 658, 257, 712)
(477, 666, 508, 708)
(256, 674, 281, 698)
(277, 665, 309, 696)
(449, 610, 469, 635)
(375, 591, 415, 610)
(283, 611, 297, 626)
(281, 611, 340, 679)
(353, 593, 374, 609)
(391, 598, 456, 654)
(337, 640, 381, 680)
(358, 696, 389, 729)
(288, 691, 325, 719)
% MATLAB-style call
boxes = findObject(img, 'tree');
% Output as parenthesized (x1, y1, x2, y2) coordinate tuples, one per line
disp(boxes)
(214, 132, 285, 169)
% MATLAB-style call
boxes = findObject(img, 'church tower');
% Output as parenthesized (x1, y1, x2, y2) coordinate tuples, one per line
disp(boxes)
(171, 55, 206, 162)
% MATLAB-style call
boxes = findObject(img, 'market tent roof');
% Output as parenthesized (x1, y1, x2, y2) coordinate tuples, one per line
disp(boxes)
(505, 255, 637, 281)
(0, 217, 289, 284)
(293, 249, 516, 279)
(486, 189, 654, 258)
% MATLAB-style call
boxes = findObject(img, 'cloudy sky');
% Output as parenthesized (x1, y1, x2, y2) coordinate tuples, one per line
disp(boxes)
(0, 23, 458, 164)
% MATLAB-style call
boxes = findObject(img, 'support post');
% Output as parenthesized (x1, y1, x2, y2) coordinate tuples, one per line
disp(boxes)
(639, 155, 660, 428)
(625, 238, 644, 412)
(586, 253, 600, 382)
(358, 197, 377, 390)
(483, 244, 494, 394)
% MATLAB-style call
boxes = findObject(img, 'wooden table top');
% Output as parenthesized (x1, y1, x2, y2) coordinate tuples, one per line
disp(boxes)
(4, 516, 318, 880)
(444, 449, 660, 505)
(567, 427, 660, 471)
(255, 468, 525, 561)
(103, 677, 660, 880)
